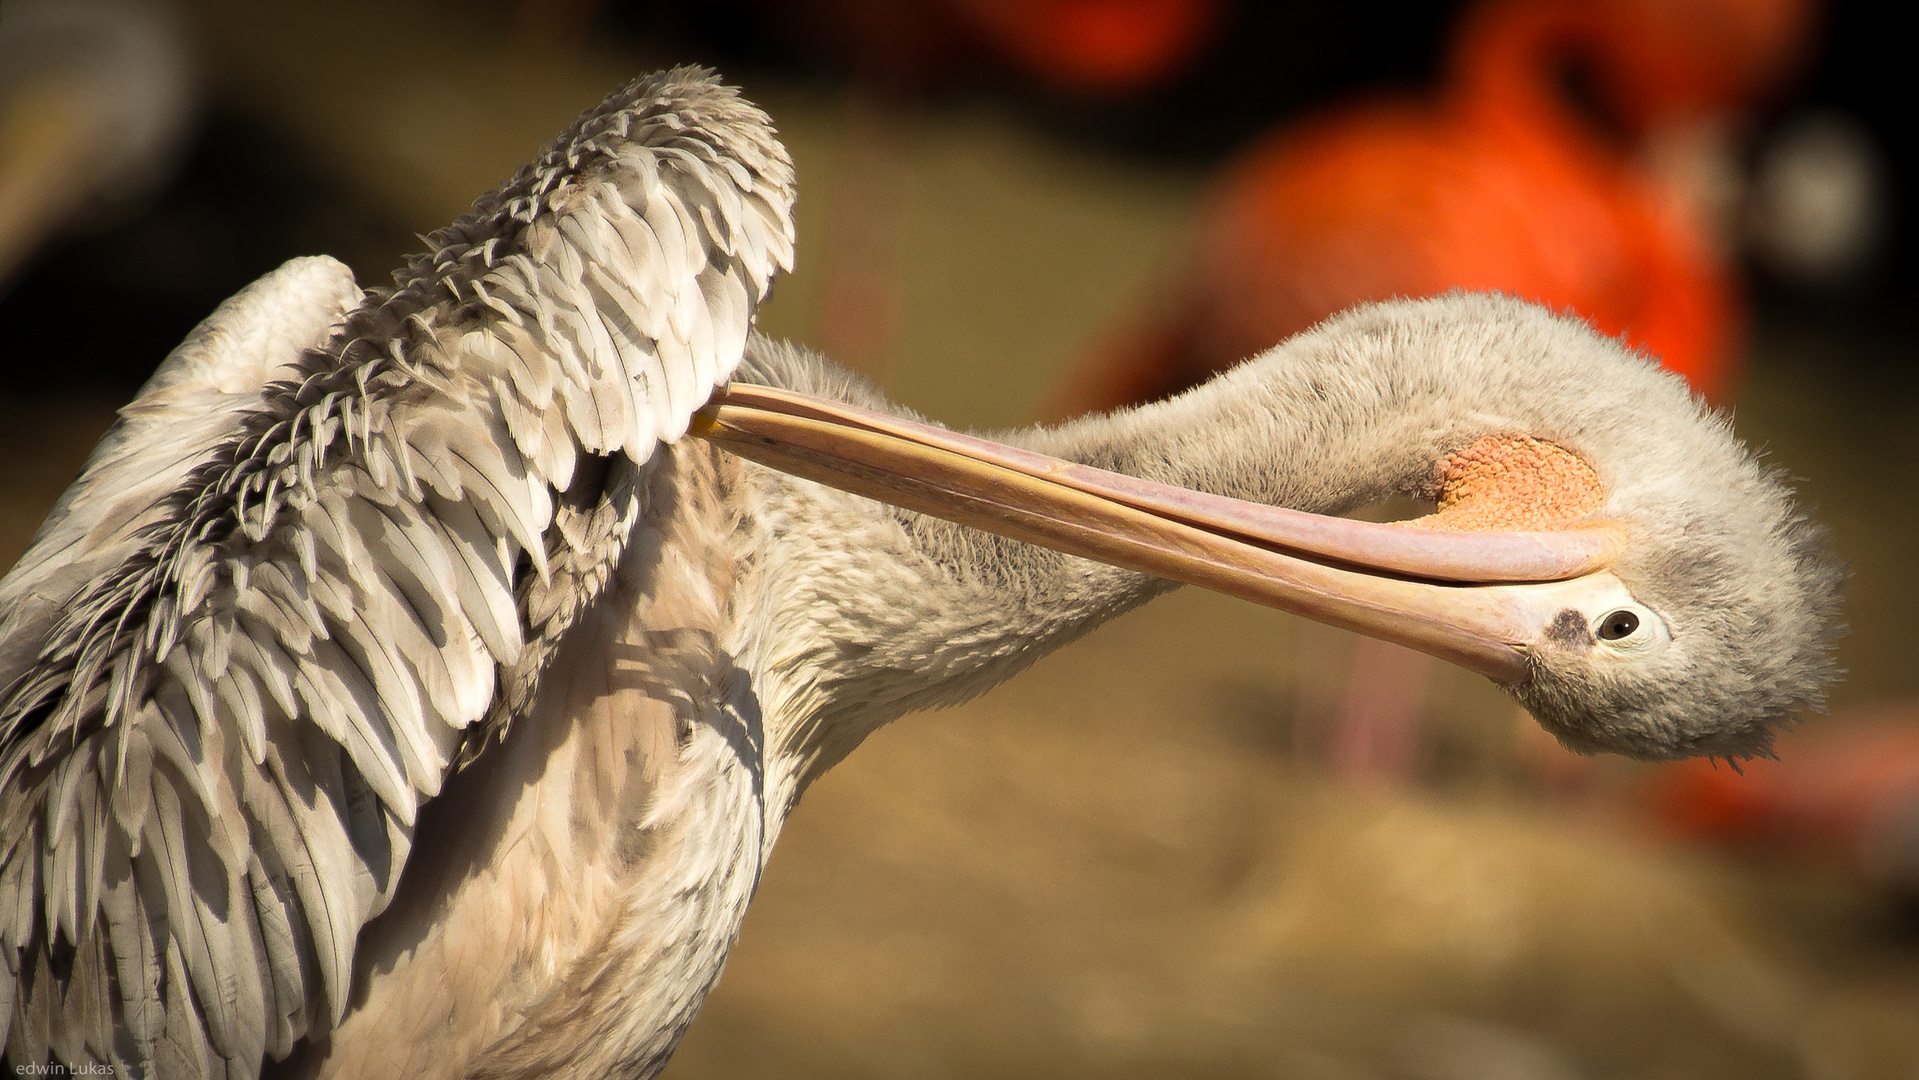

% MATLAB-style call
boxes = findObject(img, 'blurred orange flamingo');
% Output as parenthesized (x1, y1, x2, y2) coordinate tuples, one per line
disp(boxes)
(1041, 0, 1812, 419)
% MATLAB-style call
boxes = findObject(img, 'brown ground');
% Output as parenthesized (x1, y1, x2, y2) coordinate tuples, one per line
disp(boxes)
(6, 2, 1919, 1077)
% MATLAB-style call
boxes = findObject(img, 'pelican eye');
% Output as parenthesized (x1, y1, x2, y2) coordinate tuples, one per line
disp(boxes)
(1579, 597, 1670, 661)
(1597, 609, 1640, 641)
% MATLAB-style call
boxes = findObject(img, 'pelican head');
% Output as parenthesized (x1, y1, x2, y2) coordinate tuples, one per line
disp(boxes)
(1479, 338, 1846, 762)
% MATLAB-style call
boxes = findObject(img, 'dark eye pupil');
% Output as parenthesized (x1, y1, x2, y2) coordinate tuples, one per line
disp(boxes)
(1599, 610, 1640, 640)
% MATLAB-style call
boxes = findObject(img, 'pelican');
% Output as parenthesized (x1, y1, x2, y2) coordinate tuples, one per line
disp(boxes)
(0, 68, 1840, 1078)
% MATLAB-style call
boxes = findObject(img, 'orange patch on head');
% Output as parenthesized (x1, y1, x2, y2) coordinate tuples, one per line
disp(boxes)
(1405, 434, 1605, 532)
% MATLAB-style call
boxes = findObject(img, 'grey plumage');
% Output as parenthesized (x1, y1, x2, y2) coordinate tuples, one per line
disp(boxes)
(0, 68, 1840, 1080)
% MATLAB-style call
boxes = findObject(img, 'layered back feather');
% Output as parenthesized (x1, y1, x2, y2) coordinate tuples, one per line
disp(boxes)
(0, 67, 794, 1075)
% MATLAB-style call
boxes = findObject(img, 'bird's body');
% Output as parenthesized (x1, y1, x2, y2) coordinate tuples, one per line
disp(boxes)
(0, 70, 1840, 1079)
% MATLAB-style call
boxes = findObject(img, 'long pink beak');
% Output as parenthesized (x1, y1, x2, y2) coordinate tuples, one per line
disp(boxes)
(693, 385, 1629, 685)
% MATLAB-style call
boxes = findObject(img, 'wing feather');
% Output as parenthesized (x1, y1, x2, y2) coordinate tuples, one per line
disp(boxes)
(242, 850, 302, 1061)
(0, 67, 795, 1074)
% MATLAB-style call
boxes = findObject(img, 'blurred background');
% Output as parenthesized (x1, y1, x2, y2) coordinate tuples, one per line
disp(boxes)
(2, 0, 1916, 1075)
